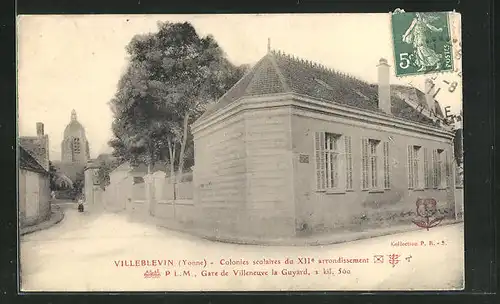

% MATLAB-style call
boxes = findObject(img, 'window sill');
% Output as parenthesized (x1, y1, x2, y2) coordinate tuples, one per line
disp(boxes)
(412, 188, 425, 191)
(368, 189, 385, 193)
(326, 190, 346, 195)
(438, 187, 448, 190)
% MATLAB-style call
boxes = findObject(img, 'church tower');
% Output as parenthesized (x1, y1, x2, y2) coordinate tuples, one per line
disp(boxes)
(61, 110, 90, 164)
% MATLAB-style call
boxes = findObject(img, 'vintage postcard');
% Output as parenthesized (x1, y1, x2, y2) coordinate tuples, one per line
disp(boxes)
(17, 12, 464, 292)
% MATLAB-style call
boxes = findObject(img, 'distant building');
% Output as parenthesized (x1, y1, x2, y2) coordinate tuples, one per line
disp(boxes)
(61, 110, 90, 164)
(19, 145, 51, 227)
(191, 50, 457, 239)
(52, 110, 90, 185)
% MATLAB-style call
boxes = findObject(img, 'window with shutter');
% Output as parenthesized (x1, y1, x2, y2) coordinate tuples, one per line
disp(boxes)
(445, 150, 450, 188)
(369, 139, 380, 189)
(424, 148, 430, 188)
(436, 149, 445, 188)
(345, 136, 353, 190)
(383, 141, 390, 189)
(412, 146, 421, 188)
(432, 149, 438, 188)
(314, 132, 326, 191)
(407, 145, 414, 189)
(361, 138, 369, 190)
(315, 132, 344, 191)
(325, 133, 340, 189)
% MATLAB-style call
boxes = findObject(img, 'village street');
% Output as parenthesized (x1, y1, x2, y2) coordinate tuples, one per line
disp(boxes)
(20, 202, 464, 292)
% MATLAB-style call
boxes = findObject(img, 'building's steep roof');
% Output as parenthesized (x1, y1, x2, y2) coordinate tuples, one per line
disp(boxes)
(19, 136, 48, 170)
(19, 146, 48, 174)
(199, 50, 443, 127)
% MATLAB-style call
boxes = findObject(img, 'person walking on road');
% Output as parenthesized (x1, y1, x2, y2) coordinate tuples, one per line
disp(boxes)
(77, 194, 85, 212)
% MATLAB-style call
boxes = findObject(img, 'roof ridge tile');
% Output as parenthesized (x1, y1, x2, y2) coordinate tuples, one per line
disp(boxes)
(198, 51, 444, 128)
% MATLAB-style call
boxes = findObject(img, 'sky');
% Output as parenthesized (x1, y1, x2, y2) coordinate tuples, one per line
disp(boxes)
(17, 14, 462, 161)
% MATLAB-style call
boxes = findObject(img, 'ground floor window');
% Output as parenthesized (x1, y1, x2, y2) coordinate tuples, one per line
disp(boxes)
(314, 132, 352, 192)
(362, 138, 390, 191)
(408, 145, 424, 189)
(433, 149, 449, 188)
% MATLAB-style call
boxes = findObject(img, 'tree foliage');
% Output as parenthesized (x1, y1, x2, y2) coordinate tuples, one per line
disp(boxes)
(48, 161, 58, 191)
(109, 22, 245, 177)
(96, 157, 121, 190)
(72, 171, 85, 200)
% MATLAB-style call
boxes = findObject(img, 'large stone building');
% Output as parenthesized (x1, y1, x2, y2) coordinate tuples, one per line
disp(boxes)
(191, 50, 457, 240)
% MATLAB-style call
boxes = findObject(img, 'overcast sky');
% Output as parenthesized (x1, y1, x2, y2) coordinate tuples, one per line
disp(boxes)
(17, 14, 462, 160)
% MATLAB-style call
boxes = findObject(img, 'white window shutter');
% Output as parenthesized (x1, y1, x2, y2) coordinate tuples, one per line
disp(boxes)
(407, 145, 413, 189)
(423, 147, 429, 188)
(314, 132, 326, 191)
(383, 141, 390, 189)
(345, 135, 353, 190)
(361, 138, 369, 190)
(445, 150, 450, 188)
(432, 149, 438, 188)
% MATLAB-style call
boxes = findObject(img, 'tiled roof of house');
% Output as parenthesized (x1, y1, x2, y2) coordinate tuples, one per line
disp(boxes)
(19, 136, 49, 169)
(199, 50, 444, 127)
(19, 146, 48, 174)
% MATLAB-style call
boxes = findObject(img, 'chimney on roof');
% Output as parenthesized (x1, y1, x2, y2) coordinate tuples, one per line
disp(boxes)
(424, 78, 436, 114)
(36, 122, 44, 137)
(267, 38, 271, 53)
(377, 58, 391, 114)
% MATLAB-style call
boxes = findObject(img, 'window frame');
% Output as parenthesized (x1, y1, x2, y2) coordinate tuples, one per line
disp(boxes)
(408, 145, 425, 190)
(369, 139, 380, 189)
(362, 137, 387, 193)
(436, 149, 448, 189)
(314, 132, 348, 194)
(325, 133, 340, 190)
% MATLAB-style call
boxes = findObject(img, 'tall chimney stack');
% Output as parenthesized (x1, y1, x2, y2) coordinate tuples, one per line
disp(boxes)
(36, 122, 44, 137)
(424, 78, 436, 114)
(377, 58, 391, 114)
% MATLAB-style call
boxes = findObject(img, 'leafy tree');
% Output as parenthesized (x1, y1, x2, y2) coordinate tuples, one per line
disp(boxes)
(109, 21, 245, 177)
(97, 157, 120, 190)
(72, 171, 85, 200)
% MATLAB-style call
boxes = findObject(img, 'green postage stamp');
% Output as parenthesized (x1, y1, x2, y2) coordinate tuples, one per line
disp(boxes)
(392, 11, 454, 76)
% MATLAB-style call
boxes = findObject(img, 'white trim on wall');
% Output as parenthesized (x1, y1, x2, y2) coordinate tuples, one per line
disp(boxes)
(192, 93, 454, 142)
